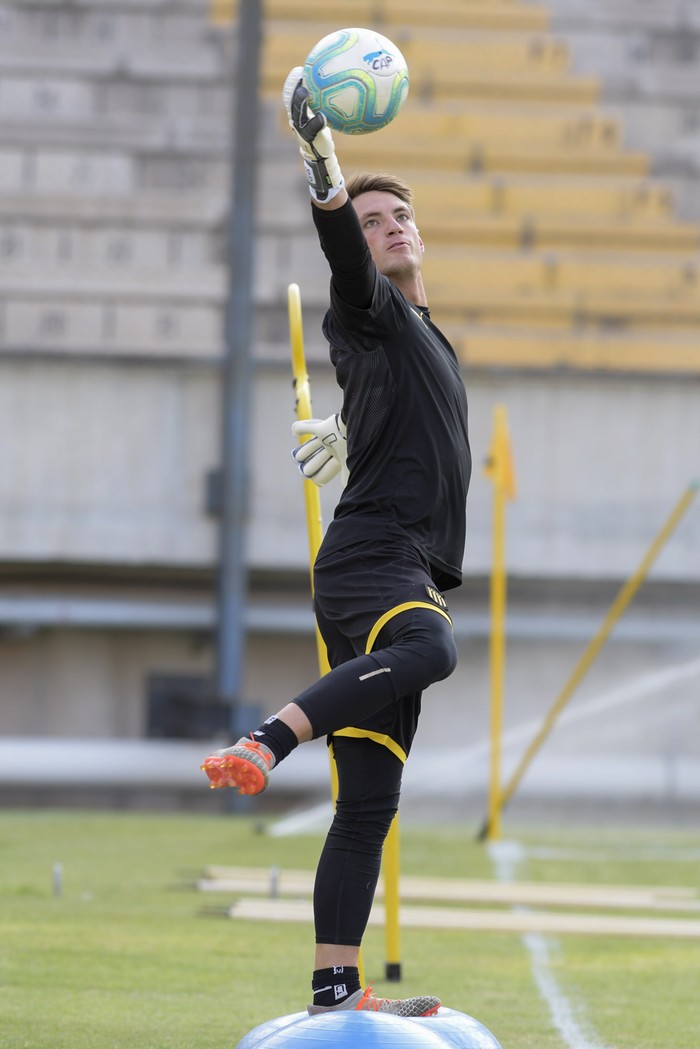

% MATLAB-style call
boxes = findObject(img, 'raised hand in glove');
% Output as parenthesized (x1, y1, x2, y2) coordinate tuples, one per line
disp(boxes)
(292, 414, 348, 487)
(282, 66, 345, 203)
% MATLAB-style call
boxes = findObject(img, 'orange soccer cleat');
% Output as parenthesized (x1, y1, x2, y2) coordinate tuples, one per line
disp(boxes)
(308, 983, 441, 1017)
(200, 736, 274, 795)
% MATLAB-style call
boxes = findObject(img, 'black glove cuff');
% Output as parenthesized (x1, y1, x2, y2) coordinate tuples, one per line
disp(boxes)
(303, 158, 341, 203)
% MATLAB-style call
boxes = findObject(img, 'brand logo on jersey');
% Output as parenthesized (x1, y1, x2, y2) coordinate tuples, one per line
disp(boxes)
(425, 585, 448, 608)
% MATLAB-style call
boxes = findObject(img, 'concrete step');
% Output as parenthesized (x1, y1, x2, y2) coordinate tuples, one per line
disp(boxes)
(0, 73, 231, 138)
(0, 4, 231, 79)
(0, 144, 229, 198)
(547, 0, 700, 32)
(447, 325, 700, 375)
(545, 0, 700, 218)
(422, 246, 700, 297)
(0, 222, 219, 271)
(0, 294, 223, 357)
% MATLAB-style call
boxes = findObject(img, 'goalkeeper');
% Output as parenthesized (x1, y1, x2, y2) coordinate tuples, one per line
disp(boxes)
(202, 69, 471, 1016)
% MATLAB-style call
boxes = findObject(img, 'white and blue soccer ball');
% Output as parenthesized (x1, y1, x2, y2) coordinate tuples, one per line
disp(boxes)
(303, 27, 409, 135)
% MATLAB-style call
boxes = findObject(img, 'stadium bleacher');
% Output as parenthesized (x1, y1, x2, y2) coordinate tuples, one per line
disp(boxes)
(2, 0, 699, 802)
(2, 0, 700, 369)
(256, 0, 700, 373)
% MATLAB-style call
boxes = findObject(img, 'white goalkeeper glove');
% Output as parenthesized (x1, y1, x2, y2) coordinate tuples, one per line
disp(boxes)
(292, 414, 348, 486)
(282, 66, 345, 204)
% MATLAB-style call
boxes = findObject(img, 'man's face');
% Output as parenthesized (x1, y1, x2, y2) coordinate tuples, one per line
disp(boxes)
(351, 190, 424, 280)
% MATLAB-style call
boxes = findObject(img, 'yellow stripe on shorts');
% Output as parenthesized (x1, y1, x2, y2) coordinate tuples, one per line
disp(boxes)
(331, 727, 408, 764)
(365, 600, 453, 656)
(331, 600, 454, 764)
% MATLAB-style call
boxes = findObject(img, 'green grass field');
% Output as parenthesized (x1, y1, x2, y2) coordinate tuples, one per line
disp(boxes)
(1, 810, 698, 1049)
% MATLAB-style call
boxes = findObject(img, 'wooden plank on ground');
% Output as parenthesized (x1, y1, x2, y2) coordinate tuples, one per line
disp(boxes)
(227, 897, 700, 938)
(200, 866, 699, 911)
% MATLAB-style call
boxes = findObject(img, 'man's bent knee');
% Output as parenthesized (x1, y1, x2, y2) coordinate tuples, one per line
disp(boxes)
(378, 608, 458, 689)
(430, 625, 458, 681)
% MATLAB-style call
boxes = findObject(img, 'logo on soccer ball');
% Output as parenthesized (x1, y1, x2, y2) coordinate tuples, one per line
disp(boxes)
(363, 49, 395, 73)
(303, 27, 409, 135)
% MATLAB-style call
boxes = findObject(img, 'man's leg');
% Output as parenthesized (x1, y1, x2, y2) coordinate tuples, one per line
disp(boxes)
(201, 541, 457, 793)
(313, 735, 401, 957)
(199, 599, 355, 790)
(295, 605, 456, 736)
(308, 735, 440, 1016)
(202, 605, 456, 793)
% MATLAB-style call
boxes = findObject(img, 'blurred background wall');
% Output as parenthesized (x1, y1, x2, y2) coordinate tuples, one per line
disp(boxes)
(0, 0, 698, 818)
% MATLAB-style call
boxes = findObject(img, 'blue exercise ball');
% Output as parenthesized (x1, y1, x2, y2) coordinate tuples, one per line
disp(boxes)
(409, 1008, 503, 1049)
(236, 1010, 447, 1048)
(235, 1012, 307, 1049)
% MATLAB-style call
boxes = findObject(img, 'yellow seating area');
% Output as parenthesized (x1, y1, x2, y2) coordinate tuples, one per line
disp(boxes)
(255, 0, 700, 374)
(216, 0, 551, 33)
(263, 25, 599, 105)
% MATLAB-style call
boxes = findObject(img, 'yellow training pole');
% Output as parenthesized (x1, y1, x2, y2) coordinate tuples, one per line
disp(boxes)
(497, 480, 699, 821)
(288, 284, 331, 680)
(482, 405, 517, 841)
(288, 283, 366, 981)
(488, 472, 506, 842)
(383, 814, 402, 981)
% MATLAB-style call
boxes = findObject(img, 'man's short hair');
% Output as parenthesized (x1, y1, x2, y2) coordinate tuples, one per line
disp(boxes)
(346, 172, 414, 214)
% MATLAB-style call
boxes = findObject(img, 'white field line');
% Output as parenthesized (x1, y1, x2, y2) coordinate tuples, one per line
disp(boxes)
(491, 841, 612, 1049)
(524, 932, 611, 1049)
(266, 801, 333, 837)
(503, 654, 700, 758)
(262, 656, 700, 826)
(402, 654, 700, 796)
(538, 655, 700, 733)
(523, 844, 700, 863)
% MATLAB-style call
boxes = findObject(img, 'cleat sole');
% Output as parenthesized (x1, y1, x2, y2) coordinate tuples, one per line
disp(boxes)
(201, 754, 267, 795)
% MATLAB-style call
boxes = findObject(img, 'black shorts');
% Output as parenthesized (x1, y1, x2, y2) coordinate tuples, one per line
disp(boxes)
(312, 536, 452, 760)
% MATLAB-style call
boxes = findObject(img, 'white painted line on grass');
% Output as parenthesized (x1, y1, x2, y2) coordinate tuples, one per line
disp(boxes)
(490, 841, 612, 1049)
(402, 654, 700, 798)
(266, 801, 332, 837)
(524, 931, 611, 1049)
(524, 843, 700, 864)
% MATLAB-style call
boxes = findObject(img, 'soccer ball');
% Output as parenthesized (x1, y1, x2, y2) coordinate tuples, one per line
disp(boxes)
(302, 27, 409, 136)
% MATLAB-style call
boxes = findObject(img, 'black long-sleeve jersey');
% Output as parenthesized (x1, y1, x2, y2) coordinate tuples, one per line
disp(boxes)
(311, 199, 471, 591)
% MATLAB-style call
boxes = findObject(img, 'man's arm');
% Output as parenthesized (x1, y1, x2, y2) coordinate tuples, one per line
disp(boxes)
(282, 68, 348, 211)
(312, 202, 374, 309)
(282, 68, 372, 307)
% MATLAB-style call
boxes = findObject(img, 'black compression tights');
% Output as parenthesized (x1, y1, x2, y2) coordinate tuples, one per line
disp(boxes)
(294, 607, 457, 739)
(313, 735, 403, 946)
